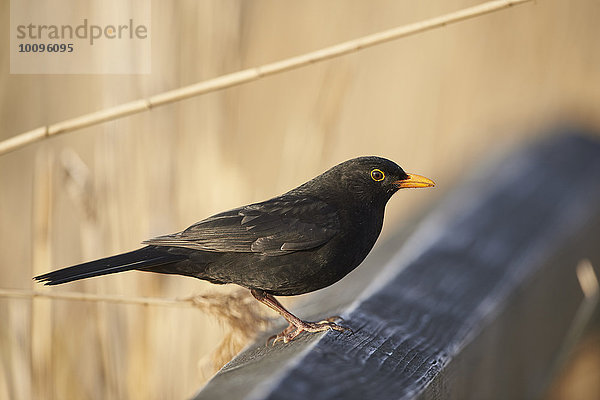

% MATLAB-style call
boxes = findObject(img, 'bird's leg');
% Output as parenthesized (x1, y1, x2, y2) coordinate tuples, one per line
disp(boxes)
(250, 289, 348, 345)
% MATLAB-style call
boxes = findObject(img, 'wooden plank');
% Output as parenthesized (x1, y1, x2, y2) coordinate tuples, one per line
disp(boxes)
(193, 131, 600, 400)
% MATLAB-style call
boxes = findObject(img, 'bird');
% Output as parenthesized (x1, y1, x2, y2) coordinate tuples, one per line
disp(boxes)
(35, 156, 435, 344)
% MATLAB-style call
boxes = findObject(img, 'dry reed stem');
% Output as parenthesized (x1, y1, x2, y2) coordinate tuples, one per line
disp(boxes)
(0, 288, 214, 307)
(0, 287, 271, 373)
(542, 260, 600, 392)
(0, 0, 534, 156)
(576, 259, 599, 299)
(31, 151, 53, 400)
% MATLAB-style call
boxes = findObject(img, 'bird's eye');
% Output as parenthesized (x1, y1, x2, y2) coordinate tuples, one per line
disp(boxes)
(371, 169, 385, 181)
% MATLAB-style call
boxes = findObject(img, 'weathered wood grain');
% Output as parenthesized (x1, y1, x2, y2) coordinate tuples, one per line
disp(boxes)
(194, 131, 600, 400)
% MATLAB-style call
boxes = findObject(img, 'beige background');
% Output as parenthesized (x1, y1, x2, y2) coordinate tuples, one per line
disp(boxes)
(1, 1, 600, 399)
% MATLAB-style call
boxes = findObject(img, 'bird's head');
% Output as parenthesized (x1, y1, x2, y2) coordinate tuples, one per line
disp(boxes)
(304, 156, 435, 206)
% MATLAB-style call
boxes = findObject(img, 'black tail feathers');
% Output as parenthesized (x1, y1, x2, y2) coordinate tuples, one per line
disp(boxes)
(34, 246, 184, 285)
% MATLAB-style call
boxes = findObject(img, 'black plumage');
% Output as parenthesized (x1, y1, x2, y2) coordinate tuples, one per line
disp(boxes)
(35, 156, 434, 343)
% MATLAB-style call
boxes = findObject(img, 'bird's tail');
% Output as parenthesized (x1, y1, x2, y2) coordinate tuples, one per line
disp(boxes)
(34, 246, 184, 286)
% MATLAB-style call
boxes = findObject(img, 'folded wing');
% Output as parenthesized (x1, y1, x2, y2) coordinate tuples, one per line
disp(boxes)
(143, 195, 340, 256)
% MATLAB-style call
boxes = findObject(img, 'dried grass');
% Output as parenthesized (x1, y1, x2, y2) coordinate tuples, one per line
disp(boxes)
(189, 289, 270, 378)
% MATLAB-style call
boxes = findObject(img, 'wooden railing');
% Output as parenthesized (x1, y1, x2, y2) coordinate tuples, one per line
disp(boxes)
(193, 131, 600, 400)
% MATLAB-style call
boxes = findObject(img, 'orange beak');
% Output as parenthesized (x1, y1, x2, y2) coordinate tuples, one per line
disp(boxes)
(393, 173, 436, 189)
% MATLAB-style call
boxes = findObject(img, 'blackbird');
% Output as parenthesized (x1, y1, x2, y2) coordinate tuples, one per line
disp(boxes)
(35, 156, 434, 343)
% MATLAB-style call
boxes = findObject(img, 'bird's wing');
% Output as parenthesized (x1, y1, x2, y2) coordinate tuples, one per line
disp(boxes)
(143, 196, 340, 256)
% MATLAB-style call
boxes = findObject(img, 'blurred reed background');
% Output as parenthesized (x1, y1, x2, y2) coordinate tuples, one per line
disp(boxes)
(1, 1, 600, 399)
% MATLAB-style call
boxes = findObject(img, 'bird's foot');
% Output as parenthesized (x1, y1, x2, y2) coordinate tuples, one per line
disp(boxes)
(267, 316, 349, 345)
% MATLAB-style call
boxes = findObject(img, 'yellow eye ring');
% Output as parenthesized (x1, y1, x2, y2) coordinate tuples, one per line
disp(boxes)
(371, 169, 385, 181)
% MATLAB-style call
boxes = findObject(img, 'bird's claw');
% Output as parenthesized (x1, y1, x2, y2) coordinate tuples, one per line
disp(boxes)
(267, 316, 350, 345)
